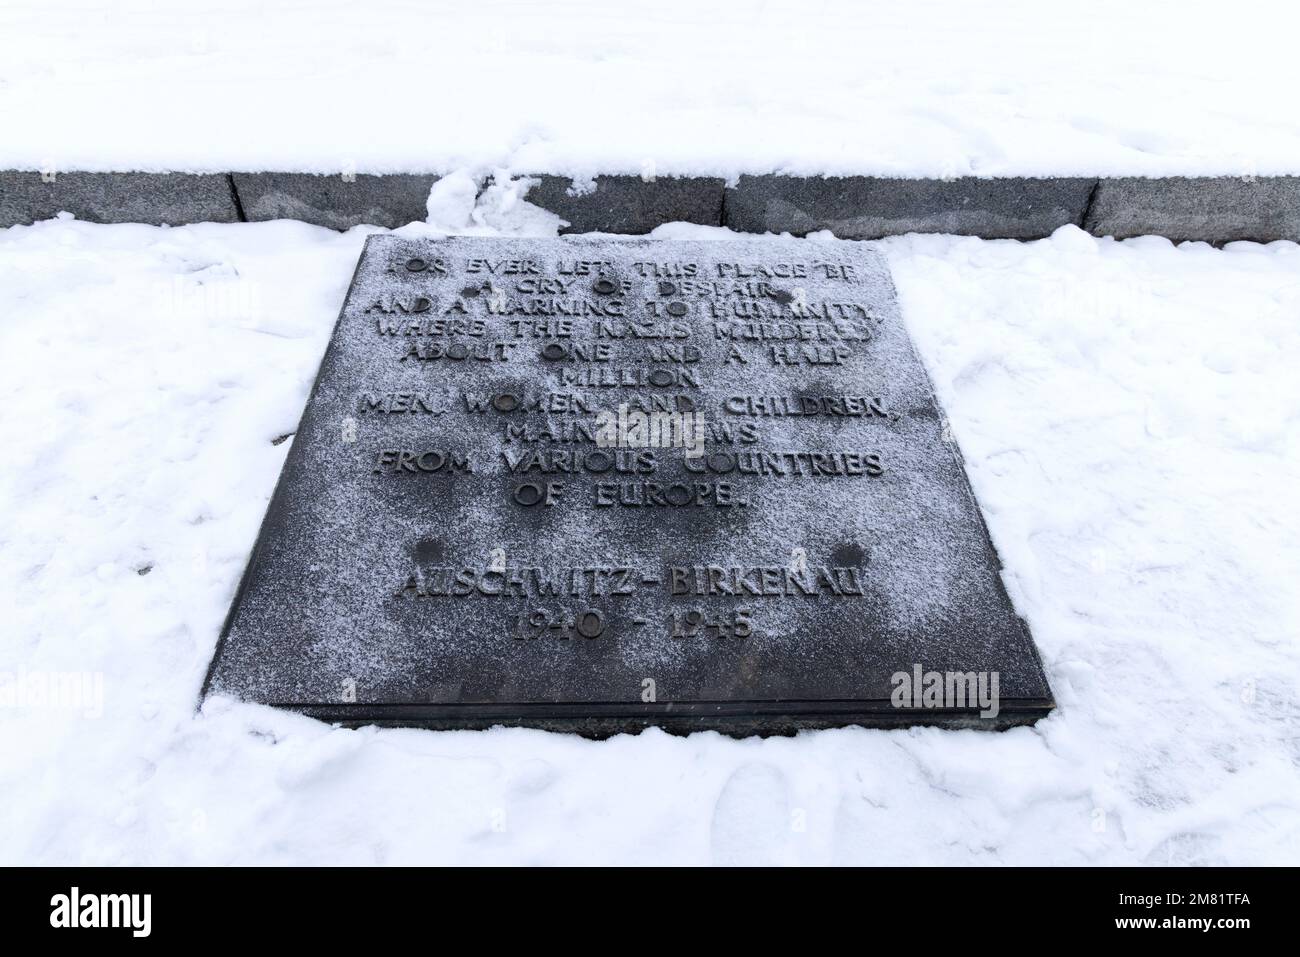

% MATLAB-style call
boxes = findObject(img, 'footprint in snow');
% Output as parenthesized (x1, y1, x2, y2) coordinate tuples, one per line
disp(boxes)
(709, 763, 795, 867)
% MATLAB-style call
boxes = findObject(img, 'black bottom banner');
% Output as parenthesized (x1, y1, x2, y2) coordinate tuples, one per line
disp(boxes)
(0, 866, 1279, 944)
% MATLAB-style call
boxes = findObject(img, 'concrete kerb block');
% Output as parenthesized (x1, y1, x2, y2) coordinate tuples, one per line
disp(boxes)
(0, 171, 240, 226)
(724, 175, 1097, 240)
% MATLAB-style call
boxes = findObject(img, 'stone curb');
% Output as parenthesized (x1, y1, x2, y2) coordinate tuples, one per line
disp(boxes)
(1082, 176, 1300, 243)
(2, 171, 1298, 243)
(232, 172, 438, 230)
(522, 174, 725, 234)
(0, 171, 239, 226)
(724, 175, 1097, 240)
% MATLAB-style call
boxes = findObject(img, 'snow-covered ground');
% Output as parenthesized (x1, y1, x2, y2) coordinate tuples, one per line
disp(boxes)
(3, 0, 1299, 179)
(1, 191, 1297, 864)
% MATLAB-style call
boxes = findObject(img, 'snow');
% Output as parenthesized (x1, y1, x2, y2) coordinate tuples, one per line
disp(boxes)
(1, 198, 1298, 864)
(3, 0, 1300, 179)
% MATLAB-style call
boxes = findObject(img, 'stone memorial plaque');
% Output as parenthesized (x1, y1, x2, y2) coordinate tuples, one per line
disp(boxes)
(203, 236, 1053, 734)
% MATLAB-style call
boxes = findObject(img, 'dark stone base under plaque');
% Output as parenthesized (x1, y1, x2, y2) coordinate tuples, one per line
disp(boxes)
(204, 236, 1053, 736)
(274, 700, 1056, 738)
